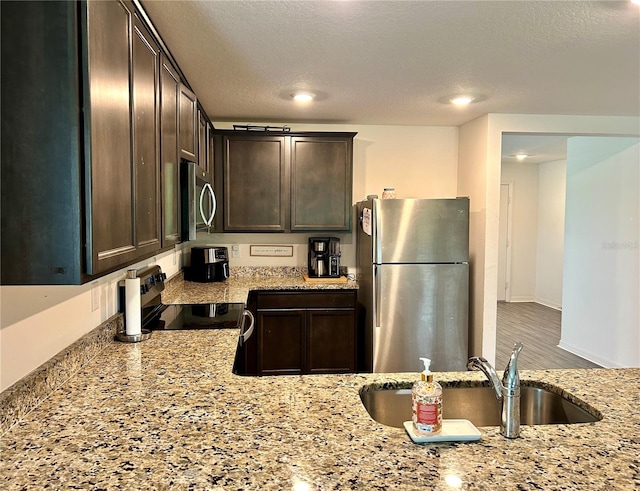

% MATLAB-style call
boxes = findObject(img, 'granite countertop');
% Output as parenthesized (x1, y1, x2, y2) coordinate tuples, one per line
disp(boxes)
(161, 267, 358, 305)
(1, 325, 639, 489)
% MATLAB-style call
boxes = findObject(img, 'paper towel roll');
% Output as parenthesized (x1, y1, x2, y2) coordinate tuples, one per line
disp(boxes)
(125, 270, 142, 336)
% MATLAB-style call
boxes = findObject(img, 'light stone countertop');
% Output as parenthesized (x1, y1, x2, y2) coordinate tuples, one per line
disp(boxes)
(161, 267, 358, 305)
(1, 325, 639, 490)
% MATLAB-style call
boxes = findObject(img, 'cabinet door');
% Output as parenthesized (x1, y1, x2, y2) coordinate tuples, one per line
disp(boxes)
(86, 0, 136, 274)
(179, 84, 197, 162)
(1, 1, 83, 284)
(160, 56, 181, 246)
(306, 309, 356, 374)
(258, 310, 305, 375)
(197, 108, 208, 175)
(290, 136, 353, 231)
(223, 136, 288, 231)
(208, 123, 216, 183)
(132, 18, 161, 257)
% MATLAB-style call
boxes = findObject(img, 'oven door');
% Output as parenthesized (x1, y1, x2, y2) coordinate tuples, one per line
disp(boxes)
(180, 160, 216, 240)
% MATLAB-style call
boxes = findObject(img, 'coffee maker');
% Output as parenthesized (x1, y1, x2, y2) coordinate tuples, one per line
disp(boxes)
(308, 237, 341, 278)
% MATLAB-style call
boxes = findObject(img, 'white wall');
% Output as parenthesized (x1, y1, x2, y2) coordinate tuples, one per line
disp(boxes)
(535, 160, 566, 309)
(560, 137, 639, 367)
(457, 115, 492, 361)
(499, 158, 566, 308)
(1, 123, 460, 392)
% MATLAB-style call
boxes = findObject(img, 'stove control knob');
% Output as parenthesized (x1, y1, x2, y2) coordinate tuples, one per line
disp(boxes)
(140, 283, 150, 294)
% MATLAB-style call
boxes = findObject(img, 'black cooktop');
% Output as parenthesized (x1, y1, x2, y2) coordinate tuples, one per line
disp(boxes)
(148, 303, 245, 331)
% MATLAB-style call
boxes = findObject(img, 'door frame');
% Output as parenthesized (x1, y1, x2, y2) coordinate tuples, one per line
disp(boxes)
(498, 182, 514, 302)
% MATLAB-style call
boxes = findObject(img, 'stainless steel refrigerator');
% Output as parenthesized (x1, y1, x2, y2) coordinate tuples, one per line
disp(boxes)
(356, 197, 469, 373)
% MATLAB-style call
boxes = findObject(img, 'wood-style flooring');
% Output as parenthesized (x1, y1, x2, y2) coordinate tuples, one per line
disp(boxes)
(496, 302, 601, 370)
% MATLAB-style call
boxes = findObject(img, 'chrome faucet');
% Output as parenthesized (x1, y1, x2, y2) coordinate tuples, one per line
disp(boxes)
(467, 342, 524, 438)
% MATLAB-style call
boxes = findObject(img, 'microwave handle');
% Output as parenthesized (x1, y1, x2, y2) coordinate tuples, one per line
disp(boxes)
(199, 182, 216, 227)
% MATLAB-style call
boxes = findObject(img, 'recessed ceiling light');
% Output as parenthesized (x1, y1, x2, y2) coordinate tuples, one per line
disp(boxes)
(515, 153, 528, 161)
(292, 92, 315, 103)
(449, 95, 475, 106)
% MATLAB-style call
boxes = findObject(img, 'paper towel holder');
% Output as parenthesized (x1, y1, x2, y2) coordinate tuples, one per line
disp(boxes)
(115, 330, 151, 343)
(116, 269, 153, 343)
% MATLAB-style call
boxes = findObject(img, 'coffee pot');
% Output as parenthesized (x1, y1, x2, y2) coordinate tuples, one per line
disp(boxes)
(308, 237, 341, 277)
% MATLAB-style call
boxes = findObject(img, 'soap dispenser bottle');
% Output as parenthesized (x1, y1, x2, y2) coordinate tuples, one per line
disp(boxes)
(412, 357, 442, 435)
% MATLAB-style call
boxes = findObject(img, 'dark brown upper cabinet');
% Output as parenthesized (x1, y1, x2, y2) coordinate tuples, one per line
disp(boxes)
(178, 84, 198, 163)
(223, 134, 289, 232)
(290, 136, 353, 231)
(85, 0, 138, 275)
(159, 57, 181, 247)
(198, 107, 210, 177)
(1, 0, 168, 284)
(217, 131, 356, 233)
(131, 16, 162, 261)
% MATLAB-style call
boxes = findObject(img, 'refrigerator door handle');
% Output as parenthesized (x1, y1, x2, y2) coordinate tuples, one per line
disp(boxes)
(373, 265, 381, 328)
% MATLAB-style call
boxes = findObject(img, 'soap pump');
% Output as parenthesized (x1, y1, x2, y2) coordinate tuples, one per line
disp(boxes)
(411, 357, 443, 435)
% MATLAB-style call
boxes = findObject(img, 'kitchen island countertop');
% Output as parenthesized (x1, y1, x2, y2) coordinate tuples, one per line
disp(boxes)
(1, 326, 638, 490)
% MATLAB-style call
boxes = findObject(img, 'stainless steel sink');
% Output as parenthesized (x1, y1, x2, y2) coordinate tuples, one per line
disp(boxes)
(360, 383, 602, 428)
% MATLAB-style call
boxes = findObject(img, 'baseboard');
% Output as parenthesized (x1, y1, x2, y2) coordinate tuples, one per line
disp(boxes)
(508, 296, 536, 303)
(503, 297, 562, 311)
(557, 340, 615, 368)
(534, 297, 562, 311)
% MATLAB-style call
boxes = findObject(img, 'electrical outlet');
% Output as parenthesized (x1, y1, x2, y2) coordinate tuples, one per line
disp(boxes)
(232, 244, 240, 258)
(91, 282, 99, 312)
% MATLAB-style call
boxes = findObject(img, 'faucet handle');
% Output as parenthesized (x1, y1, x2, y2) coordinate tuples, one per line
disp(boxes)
(466, 356, 488, 370)
(502, 342, 524, 389)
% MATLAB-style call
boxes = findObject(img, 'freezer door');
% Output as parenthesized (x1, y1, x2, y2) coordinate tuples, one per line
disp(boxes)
(373, 198, 469, 264)
(373, 263, 468, 373)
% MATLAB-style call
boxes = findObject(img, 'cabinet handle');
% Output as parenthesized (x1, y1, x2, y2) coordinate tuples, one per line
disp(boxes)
(239, 309, 255, 346)
(200, 182, 216, 227)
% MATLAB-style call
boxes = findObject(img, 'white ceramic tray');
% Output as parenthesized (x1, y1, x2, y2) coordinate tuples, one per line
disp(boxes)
(403, 419, 482, 443)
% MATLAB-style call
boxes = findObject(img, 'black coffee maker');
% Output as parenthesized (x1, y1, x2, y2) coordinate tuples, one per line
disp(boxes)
(308, 237, 341, 277)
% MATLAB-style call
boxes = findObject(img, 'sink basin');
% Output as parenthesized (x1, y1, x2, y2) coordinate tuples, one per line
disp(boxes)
(360, 382, 602, 428)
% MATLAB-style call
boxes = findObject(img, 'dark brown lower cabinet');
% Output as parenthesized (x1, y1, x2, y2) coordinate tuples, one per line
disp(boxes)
(252, 290, 357, 376)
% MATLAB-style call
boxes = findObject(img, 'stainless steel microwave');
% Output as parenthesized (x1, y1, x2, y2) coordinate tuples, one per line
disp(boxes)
(180, 160, 216, 240)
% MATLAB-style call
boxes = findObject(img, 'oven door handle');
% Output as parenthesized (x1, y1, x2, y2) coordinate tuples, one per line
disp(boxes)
(238, 309, 255, 346)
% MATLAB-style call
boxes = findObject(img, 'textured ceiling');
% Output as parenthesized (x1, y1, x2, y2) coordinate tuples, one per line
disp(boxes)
(501, 134, 569, 164)
(142, 0, 640, 128)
